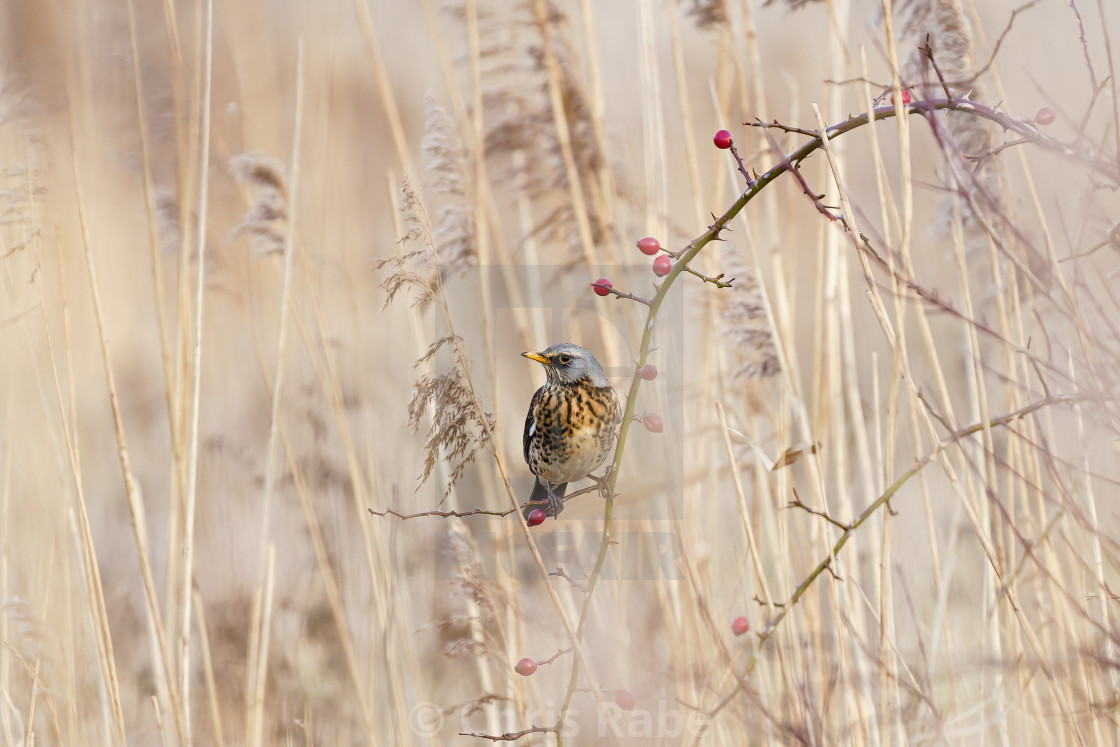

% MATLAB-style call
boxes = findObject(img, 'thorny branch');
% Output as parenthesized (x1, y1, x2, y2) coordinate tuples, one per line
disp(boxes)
(690, 395, 1080, 741)
(454, 89, 1116, 744)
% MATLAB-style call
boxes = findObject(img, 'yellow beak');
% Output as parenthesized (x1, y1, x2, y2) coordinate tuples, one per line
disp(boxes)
(522, 351, 550, 365)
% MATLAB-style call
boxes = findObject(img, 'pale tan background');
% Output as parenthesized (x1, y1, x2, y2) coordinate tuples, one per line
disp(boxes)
(1, 0, 1118, 745)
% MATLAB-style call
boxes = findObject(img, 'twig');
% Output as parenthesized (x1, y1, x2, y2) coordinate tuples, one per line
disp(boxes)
(746, 117, 818, 138)
(968, 0, 1044, 83)
(369, 506, 515, 519)
(549, 567, 587, 592)
(681, 266, 734, 288)
(920, 37, 956, 99)
(367, 484, 602, 521)
(1069, 0, 1098, 89)
(536, 648, 573, 666)
(727, 141, 756, 188)
(461, 726, 557, 741)
(1074, 79, 1109, 149)
(964, 138, 1030, 162)
(590, 282, 652, 305)
(786, 494, 851, 531)
(758, 126, 842, 222)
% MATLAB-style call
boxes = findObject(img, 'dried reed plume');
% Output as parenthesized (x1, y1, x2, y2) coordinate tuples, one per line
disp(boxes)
(688, 0, 729, 29)
(407, 337, 496, 495)
(892, 0, 999, 232)
(421, 95, 476, 267)
(764, 0, 823, 11)
(229, 151, 289, 256)
(0, 166, 45, 231)
(478, 1, 610, 252)
(379, 175, 494, 498)
(721, 250, 780, 380)
(439, 525, 506, 660)
(154, 186, 180, 256)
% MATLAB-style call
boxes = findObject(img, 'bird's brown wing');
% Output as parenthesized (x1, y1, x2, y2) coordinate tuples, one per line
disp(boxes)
(523, 385, 545, 465)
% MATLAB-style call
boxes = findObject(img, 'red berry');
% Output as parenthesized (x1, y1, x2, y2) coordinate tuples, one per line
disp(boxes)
(591, 278, 612, 296)
(643, 413, 664, 433)
(638, 364, 658, 381)
(1036, 107, 1055, 125)
(637, 236, 661, 256)
(526, 509, 546, 526)
(652, 255, 672, 277)
(892, 89, 912, 106)
(614, 689, 636, 711)
(731, 616, 750, 636)
(713, 129, 733, 149)
(515, 657, 538, 676)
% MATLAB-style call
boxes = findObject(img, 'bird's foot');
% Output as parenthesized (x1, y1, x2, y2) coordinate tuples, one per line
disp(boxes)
(588, 468, 614, 500)
(546, 490, 565, 518)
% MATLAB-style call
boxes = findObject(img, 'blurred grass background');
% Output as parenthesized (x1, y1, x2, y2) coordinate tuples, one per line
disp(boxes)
(1, 0, 1120, 744)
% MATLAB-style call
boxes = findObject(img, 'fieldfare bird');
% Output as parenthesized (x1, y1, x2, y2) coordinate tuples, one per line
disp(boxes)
(521, 343, 621, 519)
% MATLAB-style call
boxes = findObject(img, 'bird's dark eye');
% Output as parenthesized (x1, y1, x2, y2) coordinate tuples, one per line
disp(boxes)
(558, 353, 572, 364)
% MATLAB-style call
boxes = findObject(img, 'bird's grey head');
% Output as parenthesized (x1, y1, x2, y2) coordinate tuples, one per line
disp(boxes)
(522, 343, 610, 388)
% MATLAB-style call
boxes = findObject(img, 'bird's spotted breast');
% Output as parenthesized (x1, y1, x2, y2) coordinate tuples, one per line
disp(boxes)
(524, 379, 619, 485)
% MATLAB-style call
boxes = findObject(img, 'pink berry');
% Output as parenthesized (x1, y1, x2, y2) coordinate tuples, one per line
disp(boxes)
(643, 413, 664, 433)
(527, 509, 546, 527)
(1036, 107, 1055, 125)
(614, 689, 636, 711)
(515, 657, 538, 676)
(591, 278, 612, 296)
(713, 129, 733, 149)
(637, 236, 661, 256)
(732, 616, 750, 636)
(639, 364, 658, 381)
(652, 255, 672, 277)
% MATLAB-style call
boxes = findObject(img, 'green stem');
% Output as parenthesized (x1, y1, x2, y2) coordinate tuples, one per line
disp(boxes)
(688, 395, 1076, 742)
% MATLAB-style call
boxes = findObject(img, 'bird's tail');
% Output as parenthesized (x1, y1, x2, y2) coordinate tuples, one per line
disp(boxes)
(523, 480, 568, 520)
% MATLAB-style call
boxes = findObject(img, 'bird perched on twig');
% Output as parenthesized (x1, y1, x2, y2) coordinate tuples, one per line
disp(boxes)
(521, 343, 621, 520)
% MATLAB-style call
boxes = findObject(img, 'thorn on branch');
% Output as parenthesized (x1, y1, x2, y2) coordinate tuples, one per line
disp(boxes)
(668, 240, 697, 260)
